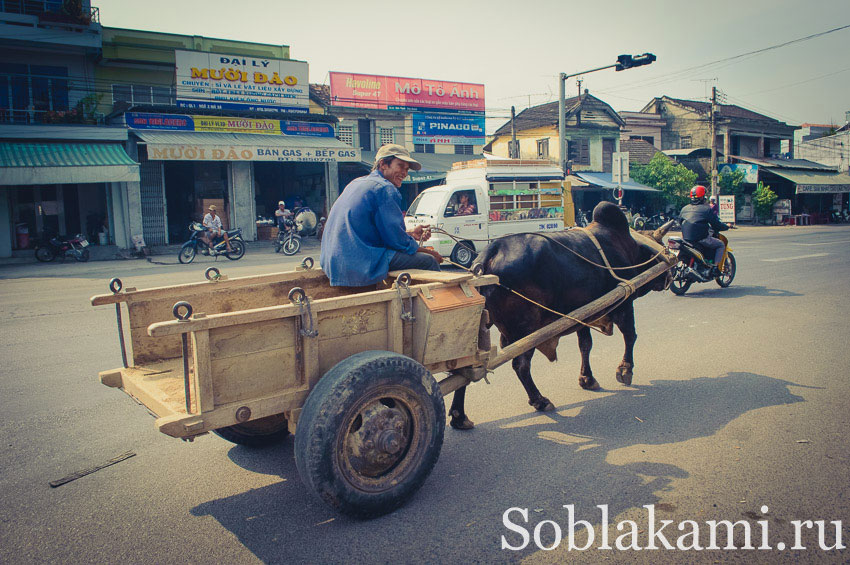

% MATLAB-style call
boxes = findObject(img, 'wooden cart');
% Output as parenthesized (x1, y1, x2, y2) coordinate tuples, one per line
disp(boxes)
(92, 255, 671, 518)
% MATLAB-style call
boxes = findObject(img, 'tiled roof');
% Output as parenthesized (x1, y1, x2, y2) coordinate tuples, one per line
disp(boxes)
(652, 96, 790, 125)
(310, 84, 330, 106)
(492, 92, 623, 137)
(620, 139, 669, 165)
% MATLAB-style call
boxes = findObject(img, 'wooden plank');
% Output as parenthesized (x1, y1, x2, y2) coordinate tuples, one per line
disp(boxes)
(209, 318, 296, 360)
(156, 387, 311, 438)
(115, 359, 186, 418)
(317, 304, 387, 341)
(486, 261, 672, 370)
(129, 327, 182, 365)
(318, 329, 389, 375)
(386, 294, 404, 354)
(303, 330, 320, 388)
(388, 270, 474, 283)
(191, 330, 214, 413)
(211, 347, 298, 406)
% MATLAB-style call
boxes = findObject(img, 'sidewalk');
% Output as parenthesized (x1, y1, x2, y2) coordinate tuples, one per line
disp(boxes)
(0, 237, 321, 266)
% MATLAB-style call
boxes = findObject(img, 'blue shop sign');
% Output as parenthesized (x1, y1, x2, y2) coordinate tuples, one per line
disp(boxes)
(412, 113, 485, 145)
(126, 112, 193, 130)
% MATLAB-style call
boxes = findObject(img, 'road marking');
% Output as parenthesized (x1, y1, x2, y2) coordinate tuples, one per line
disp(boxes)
(791, 239, 850, 246)
(763, 253, 830, 262)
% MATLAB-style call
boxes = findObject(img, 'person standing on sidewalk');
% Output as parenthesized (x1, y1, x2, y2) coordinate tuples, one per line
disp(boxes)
(320, 144, 442, 287)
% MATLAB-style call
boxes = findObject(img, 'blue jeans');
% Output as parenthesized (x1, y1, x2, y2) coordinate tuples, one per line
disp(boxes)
(388, 251, 440, 272)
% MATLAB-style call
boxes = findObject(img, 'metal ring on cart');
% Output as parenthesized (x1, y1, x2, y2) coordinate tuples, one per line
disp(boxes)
(288, 287, 306, 304)
(396, 272, 411, 287)
(109, 277, 123, 294)
(173, 301, 193, 321)
(471, 263, 485, 276)
(205, 267, 221, 281)
(300, 257, 314, 270)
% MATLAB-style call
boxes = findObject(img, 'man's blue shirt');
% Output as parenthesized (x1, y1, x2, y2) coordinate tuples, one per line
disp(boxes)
(320, 171, 418, 286)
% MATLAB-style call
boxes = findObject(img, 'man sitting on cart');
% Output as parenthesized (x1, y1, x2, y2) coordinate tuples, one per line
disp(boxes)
(320, 144, 442, 287)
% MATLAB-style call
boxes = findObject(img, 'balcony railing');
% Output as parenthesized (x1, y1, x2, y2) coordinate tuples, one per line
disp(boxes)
(0, 0, 100, 25)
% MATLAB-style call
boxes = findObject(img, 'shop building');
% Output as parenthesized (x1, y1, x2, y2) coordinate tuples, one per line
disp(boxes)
(0, 1, 141, 257)
(97, 28, 354, 246)
(310, 73, 485, 207)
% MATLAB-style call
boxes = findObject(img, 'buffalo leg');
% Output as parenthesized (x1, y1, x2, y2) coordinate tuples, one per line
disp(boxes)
(448, 385, 475, 430)
(511, 348, 555, 411)
(613, 303, 637, 386)
(577, 327, 600, 390)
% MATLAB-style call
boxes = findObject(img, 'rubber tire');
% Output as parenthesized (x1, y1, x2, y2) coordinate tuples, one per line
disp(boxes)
(295, 351, 445, 519)
(669, 264, 691, 296)
(274, 240, 282, 253)
(225, 240, 245, 260)
(450, 241, 476, 268)
(178, 244, 196, 264)
(75, 248, 90, 262)
(35, 246, 55, 262)
(282, 237, 300, 256)
(715, 252, 736, 288)
(212, 413, 290, 447)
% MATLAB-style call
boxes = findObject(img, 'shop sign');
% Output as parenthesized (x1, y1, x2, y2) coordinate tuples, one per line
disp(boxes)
(412, 113, 485, 145)
(718, 195, 736, 223)
(329, 72, 484, 113)
(718, 163, 758, 184)
(147, 144, 360, 163)
(126, 112, 334, 137)
(772, 199, 792, 215)
(175, 50, 309, 113)
(795, 183, 850, 193)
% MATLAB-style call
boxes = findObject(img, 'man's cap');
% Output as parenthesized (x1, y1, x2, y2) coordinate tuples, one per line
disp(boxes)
(208, 204, 217, 211)
(709, 196, 717, 201)
(375, 144, 421, 171)
(278, 201, 285, 206)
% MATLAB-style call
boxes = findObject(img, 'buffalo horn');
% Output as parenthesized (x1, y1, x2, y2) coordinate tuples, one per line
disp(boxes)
(652, 219, 676, 242)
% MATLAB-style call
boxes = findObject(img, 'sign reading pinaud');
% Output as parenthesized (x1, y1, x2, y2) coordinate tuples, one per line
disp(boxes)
(412, 113, 485, 145)
(329, 72, 484, 113)
(175, 50, 309, 113)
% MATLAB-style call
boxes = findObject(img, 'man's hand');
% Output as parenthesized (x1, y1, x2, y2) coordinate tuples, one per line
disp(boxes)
(419, 246, 443, 264)
(408, 224, 432, 242)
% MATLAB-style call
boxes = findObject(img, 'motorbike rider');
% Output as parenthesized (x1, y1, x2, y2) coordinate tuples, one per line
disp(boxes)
(709, 195, 719, 216)
(275, 201, 293, 232)
(202, 205, 232, 253)
(678, 185, 730, 277)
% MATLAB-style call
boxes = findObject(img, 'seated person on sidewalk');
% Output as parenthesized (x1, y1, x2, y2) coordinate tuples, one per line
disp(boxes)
(275, 201, 293, 232)
(202, 205, 232, 252)
(320, 144, 442, 287)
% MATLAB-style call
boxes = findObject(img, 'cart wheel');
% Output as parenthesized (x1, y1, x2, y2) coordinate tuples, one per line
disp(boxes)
(212, 413, 290, 447)
(295, 351, 445, 518)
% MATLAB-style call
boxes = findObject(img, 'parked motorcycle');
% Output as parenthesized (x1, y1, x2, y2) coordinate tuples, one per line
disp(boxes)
(34, 233, 90, 262)
(575, 208, 589, 227)
(667, 232, 735, 295)
(830, 210, 849, 223)
(178, 222, 245, 264)
(275, 218, 301, 255)
(643, 211, 671, 231)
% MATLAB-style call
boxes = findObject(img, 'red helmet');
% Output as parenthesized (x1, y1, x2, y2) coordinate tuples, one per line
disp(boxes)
(690, 185, 707, 199)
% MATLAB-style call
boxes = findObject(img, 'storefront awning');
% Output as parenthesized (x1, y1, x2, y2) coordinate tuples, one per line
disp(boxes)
(763, 167, 850, 194)
(360, 151, 484, 184)
(136, 131, 361, 163)
(0, 142, 140, 185)
(573, 172, 659, 192)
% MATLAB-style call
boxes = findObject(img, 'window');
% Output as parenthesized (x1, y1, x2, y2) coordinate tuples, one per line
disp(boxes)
(567, 139, 590, 165)
(414, 144, 435, 154)
(0, 63, 69, 123)
(152, 86, 174, 105)
(444, 190, 479, 217)
(454, 144, 474, 155)
(379, 127, 394, 145)
(681, 136, 692, 149)
(111, 84, 167, 106)
(337, 125, 353, 146)
(537, 138, 549, 159)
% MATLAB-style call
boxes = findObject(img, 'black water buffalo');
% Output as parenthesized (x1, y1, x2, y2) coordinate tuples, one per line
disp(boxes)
(449, 202, 673, 430)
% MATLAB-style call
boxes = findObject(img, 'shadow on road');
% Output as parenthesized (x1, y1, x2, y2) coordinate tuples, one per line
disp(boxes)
(670, 285, 802, 299)
(192, 372, 804, 563)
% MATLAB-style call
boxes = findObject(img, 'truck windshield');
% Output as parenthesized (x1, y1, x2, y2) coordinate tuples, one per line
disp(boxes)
(406, 191, 445, 217)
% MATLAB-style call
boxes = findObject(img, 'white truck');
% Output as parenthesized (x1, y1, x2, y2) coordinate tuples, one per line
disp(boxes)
(404, 159, 575, 267)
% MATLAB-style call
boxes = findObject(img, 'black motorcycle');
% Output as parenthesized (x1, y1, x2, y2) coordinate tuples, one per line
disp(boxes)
(667, 232, 735, 295)
(34, 233, 90, 262)
(178, 222, 245, 264)
(274, 207, 318, 255)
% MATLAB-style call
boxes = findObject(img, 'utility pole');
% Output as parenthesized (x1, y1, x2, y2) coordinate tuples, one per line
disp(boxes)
(710, 86, 718, 197)
(558, 53, 656, 174)
(510, 106, 518, 159)
(576, 78, 583, 99)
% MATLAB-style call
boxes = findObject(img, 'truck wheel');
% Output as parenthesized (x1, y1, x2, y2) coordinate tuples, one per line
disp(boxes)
(212, 413, 290, 447)
(295, 351, 445, 518)
(450, 241, 476, 268)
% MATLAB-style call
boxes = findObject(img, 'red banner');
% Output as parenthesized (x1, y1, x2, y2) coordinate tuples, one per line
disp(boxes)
(329, 72, 485, 113)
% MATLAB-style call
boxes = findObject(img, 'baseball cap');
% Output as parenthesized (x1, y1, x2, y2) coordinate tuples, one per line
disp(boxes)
(208, 204, 217, 211)
(278, 201, 285, 206)
(375, 144, 421, 171)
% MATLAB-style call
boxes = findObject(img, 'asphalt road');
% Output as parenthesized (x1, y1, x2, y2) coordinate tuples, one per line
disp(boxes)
(1, 226, 848, 564)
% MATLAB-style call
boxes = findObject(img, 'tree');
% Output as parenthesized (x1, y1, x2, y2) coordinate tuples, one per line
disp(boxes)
(631, 153, 698, 209)
(718, 168, 747, 214)
(753, 181, 778, 222)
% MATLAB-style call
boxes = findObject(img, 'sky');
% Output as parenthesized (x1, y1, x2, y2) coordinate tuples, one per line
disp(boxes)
(95, 0, 850, 133)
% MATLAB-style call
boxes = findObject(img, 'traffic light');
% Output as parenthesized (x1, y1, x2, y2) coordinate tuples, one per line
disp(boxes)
(615, 53, 656, 71)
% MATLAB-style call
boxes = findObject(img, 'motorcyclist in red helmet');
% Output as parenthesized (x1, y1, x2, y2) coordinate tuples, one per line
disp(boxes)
(677, 185, 731, 277)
